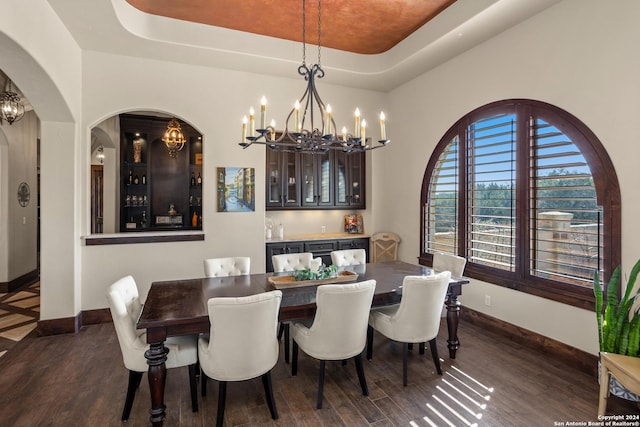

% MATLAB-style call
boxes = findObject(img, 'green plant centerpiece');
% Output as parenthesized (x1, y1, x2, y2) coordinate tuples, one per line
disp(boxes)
(293, 264, 338, 281)
(594, 259, 640, 402)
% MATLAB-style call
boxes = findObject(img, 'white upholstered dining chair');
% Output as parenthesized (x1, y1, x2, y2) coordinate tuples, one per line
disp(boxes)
(330, 248, 367, 266)
(203, 256, 250, 277)
(367, 272, 451, 386)
(198, 291, 282, 427)
(107, 275, 198, 421)
(432, 252, 467, 277)
(271, 252, 322, 362)
(272, 252, 321, 273)
(290, 280, 376, 409)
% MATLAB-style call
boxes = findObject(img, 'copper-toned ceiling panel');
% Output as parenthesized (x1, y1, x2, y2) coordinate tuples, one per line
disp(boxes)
(126, 0, 456, 54)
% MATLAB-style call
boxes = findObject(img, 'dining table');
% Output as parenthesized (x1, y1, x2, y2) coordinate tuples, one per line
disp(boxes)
(136, 260, 469, 427)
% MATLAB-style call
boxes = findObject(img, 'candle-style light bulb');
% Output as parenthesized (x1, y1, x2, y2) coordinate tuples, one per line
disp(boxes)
(342, 126, 348, 142)
(325, 104, 332, 135)
(354, 108, 361, 138)
(249, 107, 255, 136)
(242, 116, 248, 141)
(361, 119, 367, 147)
(379, 111, 386, 141)
(260, 96, 267, 129)
(270, 119, 276, 140)
(294, 100, 301, 132)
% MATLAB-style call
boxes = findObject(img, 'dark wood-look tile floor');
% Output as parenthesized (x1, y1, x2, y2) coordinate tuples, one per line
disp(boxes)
(0, 318, 637, 426)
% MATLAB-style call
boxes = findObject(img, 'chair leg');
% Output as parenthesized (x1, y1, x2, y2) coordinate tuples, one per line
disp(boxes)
(419, 342, 425, 355)
(188, 363, 198, 412)
(317, 360, 326, 409)
(292, 339, 299, 376)
(408, 343, 414, 351)
(261, 372, 279, 420)
(354, 353, 369, 396)
(402, 343, 409, 387)
(284, 324, 290, 364)
(201, 371, 208, 397)
(366, 325, 374, 360)
(216, 381, 227, 427)
(429, 338, 443, 375)
(122, 370, 143, 421)
(278, 322, 284, 340)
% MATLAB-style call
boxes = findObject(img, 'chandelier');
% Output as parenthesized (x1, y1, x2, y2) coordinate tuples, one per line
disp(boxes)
(239, 0, 389, 154)
(96, 144, 105, 164)
(162, 118, 186, 158)
(0, 79, 25, 125)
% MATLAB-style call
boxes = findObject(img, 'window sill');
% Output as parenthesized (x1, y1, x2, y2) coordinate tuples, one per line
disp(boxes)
(83, 231, 205, 246)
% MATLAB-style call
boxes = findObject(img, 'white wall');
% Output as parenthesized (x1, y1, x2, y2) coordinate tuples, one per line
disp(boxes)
(79, 50, 386, 309)
(1, 112, 39, 281)
(379, 0, 640, 355)
(0, 1, 81, 321)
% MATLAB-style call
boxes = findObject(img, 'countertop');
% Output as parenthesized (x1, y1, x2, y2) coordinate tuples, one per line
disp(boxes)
(266, 232, 369, 243)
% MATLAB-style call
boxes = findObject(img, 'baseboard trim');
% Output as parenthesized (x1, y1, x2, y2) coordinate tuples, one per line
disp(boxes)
(460, 308, 598, 377)
(81, 308, 112, 325)
(37, 308, 111, 336)
(0, 269, 39, 293)
(37, 315, 80, 336)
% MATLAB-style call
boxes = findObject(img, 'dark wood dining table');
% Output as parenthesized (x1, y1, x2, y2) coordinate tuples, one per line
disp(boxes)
(137, 260, 469, 427)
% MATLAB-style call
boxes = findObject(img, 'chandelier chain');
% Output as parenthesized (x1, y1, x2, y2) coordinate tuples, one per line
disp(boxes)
(317, 0, 321, 66)
(302, 0, 322, 67)
(302, 0, 306, 66)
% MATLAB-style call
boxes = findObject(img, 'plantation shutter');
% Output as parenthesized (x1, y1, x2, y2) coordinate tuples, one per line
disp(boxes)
(425, 137, 459, 254)
(529, 116, 602, 286)
(466, 113, 517, 271)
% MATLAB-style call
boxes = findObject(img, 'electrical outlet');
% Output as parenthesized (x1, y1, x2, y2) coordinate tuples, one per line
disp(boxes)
(484, 295, 491, 306)
(321, 225, 326, 233)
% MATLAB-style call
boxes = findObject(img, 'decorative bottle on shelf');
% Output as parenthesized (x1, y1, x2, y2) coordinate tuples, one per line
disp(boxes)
(191, 211, 198, 227)
(277, 223, 284, 240)
(128, 169, 133, 185)
(133, 174, 139, 185)
(141, 211, 148, 228)
(141, 174, 146, 185)
(197, 173, 202, 185)
(191, 172, 196, 186)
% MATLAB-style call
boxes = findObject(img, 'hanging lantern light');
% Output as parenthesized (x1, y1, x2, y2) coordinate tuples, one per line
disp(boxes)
(162, 118, 186, 158)
(0, 80, 25, 125)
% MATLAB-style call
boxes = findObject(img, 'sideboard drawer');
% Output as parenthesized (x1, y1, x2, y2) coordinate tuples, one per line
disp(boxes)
(305, 241, 338, 252)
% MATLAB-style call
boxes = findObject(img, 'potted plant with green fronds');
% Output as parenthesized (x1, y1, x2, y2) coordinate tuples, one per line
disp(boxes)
(594, 259, 640, 401)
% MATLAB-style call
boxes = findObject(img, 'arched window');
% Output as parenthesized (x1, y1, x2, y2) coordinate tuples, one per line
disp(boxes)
(420, 99, 620, 310)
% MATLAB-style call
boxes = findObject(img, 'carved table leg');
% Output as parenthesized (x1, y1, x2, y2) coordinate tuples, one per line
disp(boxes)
(145, 342, 168, 427)
(445, 294, 461, 359)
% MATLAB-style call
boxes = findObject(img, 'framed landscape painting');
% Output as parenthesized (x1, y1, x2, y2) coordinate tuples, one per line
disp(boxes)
(216, 167, 255, 212)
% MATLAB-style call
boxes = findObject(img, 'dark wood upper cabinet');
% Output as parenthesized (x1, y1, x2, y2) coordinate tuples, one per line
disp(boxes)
(266, 147, 365, 210)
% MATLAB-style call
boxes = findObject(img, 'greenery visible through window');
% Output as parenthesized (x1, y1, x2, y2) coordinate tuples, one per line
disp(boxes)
(420, 99, 620, 310)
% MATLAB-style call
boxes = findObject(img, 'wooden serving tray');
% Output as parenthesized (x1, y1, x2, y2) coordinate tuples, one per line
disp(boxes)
(268, 271, 359, 289)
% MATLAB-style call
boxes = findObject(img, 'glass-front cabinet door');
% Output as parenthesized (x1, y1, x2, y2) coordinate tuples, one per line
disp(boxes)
(335, 151, 365, 209)
(266, 149, 300, 208)
(301, 151, 333, 207)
